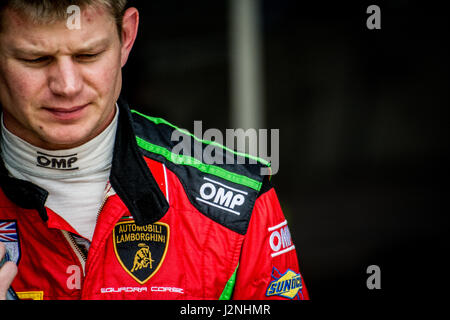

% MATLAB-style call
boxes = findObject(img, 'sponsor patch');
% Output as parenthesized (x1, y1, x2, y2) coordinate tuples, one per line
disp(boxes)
(36, 151, 78, 171)
(113, 219, 169, 284)
(0, 220, 21, 265)
(266, 267, 304, 300)
(15, 291, 44, 300)
(196, 177, 247, 216)
(268, 220, 295, 258)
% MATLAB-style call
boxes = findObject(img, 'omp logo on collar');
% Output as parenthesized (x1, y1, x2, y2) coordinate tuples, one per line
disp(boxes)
(196, 177, 247, 216)
(36, 152, 78, 170)
(113, 219, 169, 284)
(266, 267, 304, 300)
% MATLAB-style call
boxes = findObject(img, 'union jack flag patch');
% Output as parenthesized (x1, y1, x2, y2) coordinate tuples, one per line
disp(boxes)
(0, 220, 21, 264)
(0, 221, 18, 242)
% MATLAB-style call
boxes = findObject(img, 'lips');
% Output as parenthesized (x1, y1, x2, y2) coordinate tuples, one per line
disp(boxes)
(43, 103, 89, 120)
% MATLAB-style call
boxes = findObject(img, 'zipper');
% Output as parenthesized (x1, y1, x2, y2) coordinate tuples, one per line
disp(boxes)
(95, 193, 109, 226)
(62, 185, 114, 278)
(95, 182, 115, 225)
(61, 230, 87, 275)
(62, 195, 109, 275)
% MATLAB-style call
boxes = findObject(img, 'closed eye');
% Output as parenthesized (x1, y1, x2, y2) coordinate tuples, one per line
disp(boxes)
(75, 52, 103, 62)
(20, 56, 52, 64)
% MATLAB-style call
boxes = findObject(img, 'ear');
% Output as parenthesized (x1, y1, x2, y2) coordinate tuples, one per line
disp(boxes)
(120, 7, 139, 67)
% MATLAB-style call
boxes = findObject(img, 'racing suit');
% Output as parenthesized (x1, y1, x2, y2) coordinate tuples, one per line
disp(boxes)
(0, 97, 309, 300)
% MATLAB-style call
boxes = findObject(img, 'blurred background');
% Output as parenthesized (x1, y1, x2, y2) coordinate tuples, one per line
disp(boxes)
(122, 0, 449, 300)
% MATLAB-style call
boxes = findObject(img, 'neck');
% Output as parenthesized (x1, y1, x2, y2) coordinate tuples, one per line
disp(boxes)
(0, 105, 119, 180)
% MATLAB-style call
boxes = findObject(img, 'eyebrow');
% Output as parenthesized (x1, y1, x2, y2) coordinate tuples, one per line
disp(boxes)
(12, 37, 111, 57)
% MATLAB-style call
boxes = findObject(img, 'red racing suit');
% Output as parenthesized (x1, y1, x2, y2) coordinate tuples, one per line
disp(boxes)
(0, 98, 309, 300)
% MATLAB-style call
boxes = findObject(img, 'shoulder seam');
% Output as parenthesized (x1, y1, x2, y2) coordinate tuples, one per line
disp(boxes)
(131, 109, 271, 168)
(136, 135, 262, 192)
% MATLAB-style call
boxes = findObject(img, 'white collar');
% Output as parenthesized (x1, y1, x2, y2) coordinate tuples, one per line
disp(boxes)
(1, 105, 119, 180)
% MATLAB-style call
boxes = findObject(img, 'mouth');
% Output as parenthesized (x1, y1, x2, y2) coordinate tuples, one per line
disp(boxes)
(43, 104, 89, 120)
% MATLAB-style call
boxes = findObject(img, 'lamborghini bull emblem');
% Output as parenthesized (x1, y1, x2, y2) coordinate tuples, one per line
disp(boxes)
(131, 243, 154, 272)
(113, 219, 169, 284)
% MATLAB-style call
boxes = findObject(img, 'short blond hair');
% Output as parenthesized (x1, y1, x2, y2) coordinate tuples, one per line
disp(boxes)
(0, 0, 128, 36)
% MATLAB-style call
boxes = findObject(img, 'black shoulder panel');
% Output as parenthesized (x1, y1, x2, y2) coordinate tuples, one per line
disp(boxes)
(131, 110, 271, 235)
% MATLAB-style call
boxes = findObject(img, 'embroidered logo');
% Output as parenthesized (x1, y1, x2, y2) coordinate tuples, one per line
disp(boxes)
(196, 177, 247, 216)
(113, 219, 169, 284)
(0, 220, 21, 265)
(268, 220, 295, 258)
(131, 243, 154, 272)
(36, 151, 78, 170)
(266, 267, 304, 300)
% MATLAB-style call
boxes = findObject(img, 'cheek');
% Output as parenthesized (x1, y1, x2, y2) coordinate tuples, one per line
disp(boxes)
(0, 64, 44, 105)
(83, 58, 121, 97)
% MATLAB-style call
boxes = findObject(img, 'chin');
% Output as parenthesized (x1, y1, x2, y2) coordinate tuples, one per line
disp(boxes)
(41, 129, 93, 150)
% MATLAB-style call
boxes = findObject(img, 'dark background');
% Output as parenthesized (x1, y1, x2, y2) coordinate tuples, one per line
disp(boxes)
(122, 0, 449, 301)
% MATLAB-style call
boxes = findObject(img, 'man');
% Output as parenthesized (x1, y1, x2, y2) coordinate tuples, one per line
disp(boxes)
(0, 0, 309, 300)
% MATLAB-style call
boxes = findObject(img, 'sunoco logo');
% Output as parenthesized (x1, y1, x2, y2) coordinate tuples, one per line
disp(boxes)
(266, 267, 304, 300)
(36, 152, 78, 170)
(196, 177, 247, 216)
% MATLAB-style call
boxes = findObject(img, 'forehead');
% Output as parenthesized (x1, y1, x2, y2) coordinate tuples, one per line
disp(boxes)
(0, 5, 117, 53)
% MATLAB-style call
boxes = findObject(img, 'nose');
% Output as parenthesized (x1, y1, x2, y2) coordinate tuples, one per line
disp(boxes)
(48, 57, 83, 98)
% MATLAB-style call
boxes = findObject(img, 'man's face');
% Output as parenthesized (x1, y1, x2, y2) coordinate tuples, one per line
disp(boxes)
(0, 6, 135, 150)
